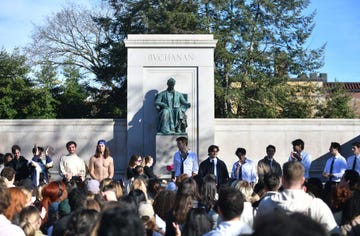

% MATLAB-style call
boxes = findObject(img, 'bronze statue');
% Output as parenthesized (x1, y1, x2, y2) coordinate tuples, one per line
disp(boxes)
(155, 78, 190, 134)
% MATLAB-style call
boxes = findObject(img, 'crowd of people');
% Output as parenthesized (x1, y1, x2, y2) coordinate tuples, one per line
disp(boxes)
(0, 137, 359, 236)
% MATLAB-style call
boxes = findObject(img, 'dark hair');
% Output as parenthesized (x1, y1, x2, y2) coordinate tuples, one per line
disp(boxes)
(235, 148, 246, 156)
(95, 146, 110, 159)
(153, 190, 176, 220)
(199, 174, 217, 210)
(128, 154, 141, 167)
(208, 145, 219, 153)
(217, 187, 244, 221)
(147, 178, 163, 199)
(182, 208, 212, 236)
(330, 142, 341, 152)
(97, 206, 145, 236)
(292, 139, 305, 150)
(341, 189, 360, 225)
(4, 153, 13, 163)
(266, 145, 276, 152)
(342, 169, 360, 190)
(32, 146, 44, 154)
(352, 142, 360, 148)
(128, 189, 147, 209)
(68, 187, 88, 211)
(1, 167, 16, 181)
(66, 141, 77, 148)
(64, 209, 99, 236)
(263, 174, 280, 191)
(11, 144, 21, 154)
(176, 136, 188, 146)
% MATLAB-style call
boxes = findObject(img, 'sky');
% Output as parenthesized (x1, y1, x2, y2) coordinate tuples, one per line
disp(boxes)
(0, 0, 359, 83)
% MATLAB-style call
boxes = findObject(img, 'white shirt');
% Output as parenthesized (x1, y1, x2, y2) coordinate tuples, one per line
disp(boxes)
(59, 154, 86, 178)
(173, 150, 198, 177)
(0, 214, 25, 236)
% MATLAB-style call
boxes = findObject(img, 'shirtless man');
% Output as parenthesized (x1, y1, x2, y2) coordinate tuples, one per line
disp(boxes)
(89, 139, 114, 181)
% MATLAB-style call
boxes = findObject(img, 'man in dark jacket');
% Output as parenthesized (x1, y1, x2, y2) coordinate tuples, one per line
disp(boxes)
(198, 145, 229, 186)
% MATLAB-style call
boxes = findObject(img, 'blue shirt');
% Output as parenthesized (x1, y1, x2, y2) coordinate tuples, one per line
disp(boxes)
(231, 158, 257, 183)
(173, 150, 199, 177)
(288, 151, 312, 179)
(347, 154, 360, 174)
(323, 154, 347, 182)
(203, 220, 253, 236)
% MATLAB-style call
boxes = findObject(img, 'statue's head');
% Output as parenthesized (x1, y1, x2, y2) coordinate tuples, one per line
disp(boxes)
(167, 78, 176, 87)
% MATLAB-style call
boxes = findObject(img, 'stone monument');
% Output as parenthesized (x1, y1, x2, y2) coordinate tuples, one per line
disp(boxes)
(125, 34, 217, 177)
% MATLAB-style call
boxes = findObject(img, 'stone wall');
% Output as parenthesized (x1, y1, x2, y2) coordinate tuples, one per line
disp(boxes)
(1, 119, 359, 180)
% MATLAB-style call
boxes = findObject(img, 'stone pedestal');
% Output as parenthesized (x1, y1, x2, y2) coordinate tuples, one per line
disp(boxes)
(154, 135, 179, 177)
(125, 34, 217, 174)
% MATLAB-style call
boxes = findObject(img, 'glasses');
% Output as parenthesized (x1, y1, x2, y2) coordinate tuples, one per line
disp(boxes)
(137, 159, 142, 162)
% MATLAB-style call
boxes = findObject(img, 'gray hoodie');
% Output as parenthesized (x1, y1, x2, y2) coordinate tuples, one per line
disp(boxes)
(256, 189, 339, 234)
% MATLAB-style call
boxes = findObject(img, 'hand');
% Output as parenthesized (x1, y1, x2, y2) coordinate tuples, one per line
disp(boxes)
(172, 222, 181, 236)
(45, 146, 49, 156)
(65, 172, 73, 181)
(291, 152, 301, 161)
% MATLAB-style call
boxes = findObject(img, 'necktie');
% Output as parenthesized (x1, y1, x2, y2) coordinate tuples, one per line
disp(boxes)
(352, 156, 357, 170)
(238, 163, 242, 180)
(329, 158, 335, 181)
(180, 154, 187, 174)
(269, 159, 273, 174)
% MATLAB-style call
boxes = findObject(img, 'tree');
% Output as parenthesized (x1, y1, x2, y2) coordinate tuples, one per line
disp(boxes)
(26, 3, 124, 117)
(56, 62, 92, 118)
(317, 82, 354, 118)
(198, 0, 325, 118)
(0, 49, 33, 118)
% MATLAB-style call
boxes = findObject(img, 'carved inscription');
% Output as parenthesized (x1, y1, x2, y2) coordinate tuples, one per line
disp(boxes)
(148, 53, 194, 62)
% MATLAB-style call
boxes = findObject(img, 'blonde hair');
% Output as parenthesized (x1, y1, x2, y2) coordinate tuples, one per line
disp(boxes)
(19, 206, 41, 236)
(234, 180, 255, 203)
(130, 178, 148, 200)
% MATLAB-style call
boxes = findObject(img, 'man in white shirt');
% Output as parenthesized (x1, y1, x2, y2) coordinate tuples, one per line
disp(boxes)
(288, 139, 312, 179)
(322, 142, 347, 183)
(231, 147, 257, 186)
(347, 141, 360, 174)
(257, 161, 339, 234)
(204, 187, 252, 236)
(173, 136, 198, 178)
(59, 141, 86, 182)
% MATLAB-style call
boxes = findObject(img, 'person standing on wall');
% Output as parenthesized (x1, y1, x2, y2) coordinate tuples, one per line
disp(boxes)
(198, 145, 229, 186)
(257, 145, 282, 184)
(231, 147, 258, 187)
(59, 141, 86, 182)
(346, 141, 360, 174)
(173, 136, 198, 179)
(6, 145, 30, 183)
(323, 142, 347, 190)
(288, 139, 312, 180)
(89, 139, 114, 182)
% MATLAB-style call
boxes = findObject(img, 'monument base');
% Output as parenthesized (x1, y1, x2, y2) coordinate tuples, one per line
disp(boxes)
(154, 135, 184, 178)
